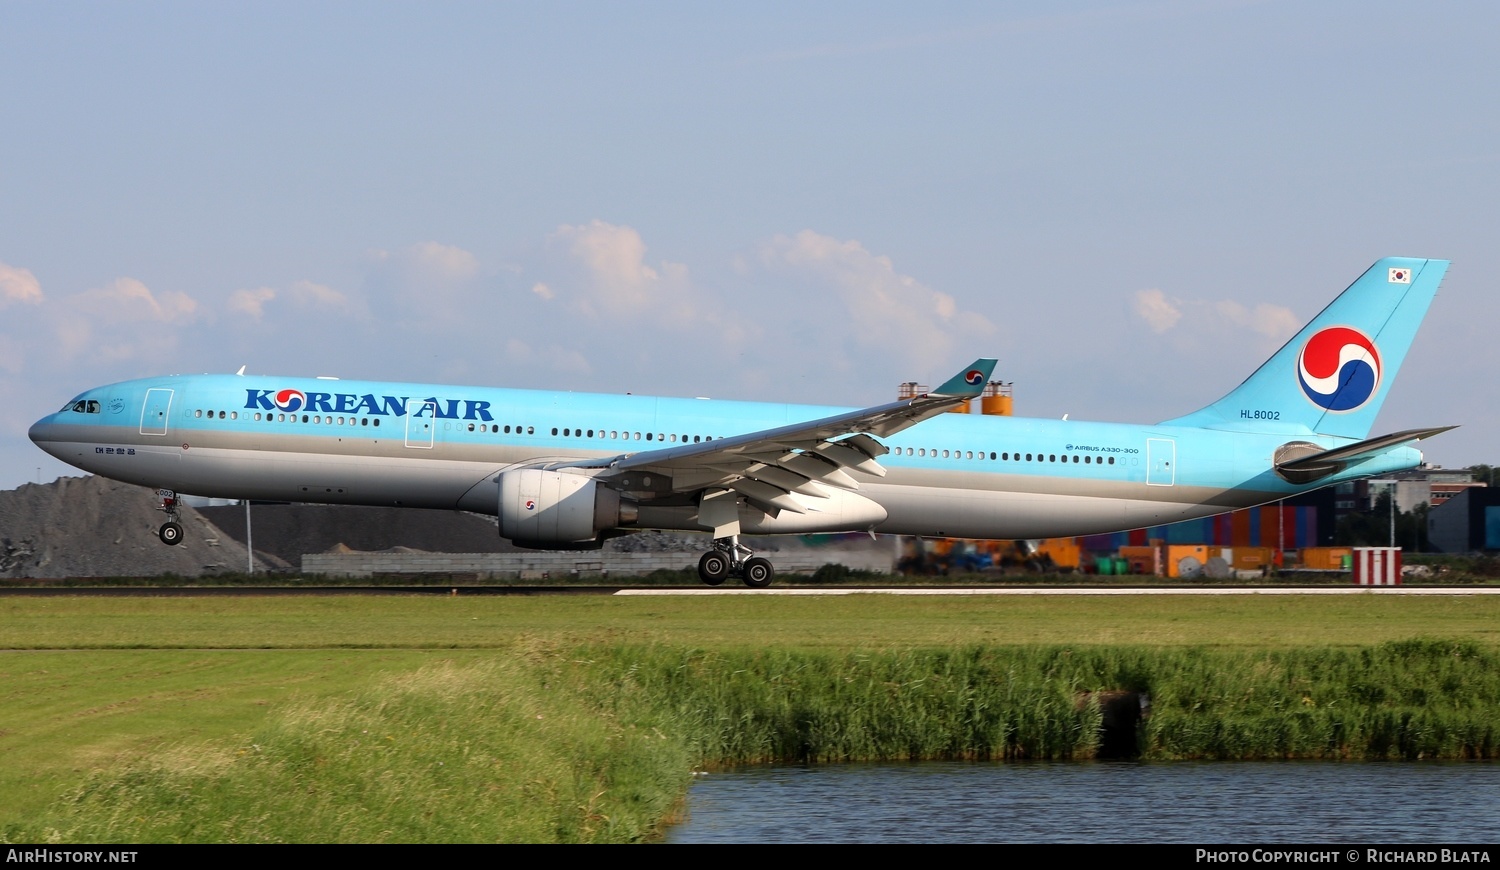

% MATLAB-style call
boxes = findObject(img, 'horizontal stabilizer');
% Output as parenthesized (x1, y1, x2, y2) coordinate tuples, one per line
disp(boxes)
(1274, 426, 1456, 483)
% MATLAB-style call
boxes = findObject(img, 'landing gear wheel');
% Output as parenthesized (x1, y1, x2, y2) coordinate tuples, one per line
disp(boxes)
(159, 521, 184, 546)
(698, 551, 730, 586)
(742, 557, 775, 588)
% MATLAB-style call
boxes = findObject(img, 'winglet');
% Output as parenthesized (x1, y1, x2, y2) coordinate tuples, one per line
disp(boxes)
(931, 359, 997, 397)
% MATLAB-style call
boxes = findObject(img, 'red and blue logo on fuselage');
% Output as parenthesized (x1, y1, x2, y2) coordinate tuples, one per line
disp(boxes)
(273, 389, 307, 412)
(1297, 326, 1381, 412)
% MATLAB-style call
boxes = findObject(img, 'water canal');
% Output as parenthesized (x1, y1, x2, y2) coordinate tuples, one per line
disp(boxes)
(666, 761, 1499, 844)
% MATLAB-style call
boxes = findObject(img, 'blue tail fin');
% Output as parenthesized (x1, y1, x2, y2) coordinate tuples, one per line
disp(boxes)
(1162, 257, 1447, 439)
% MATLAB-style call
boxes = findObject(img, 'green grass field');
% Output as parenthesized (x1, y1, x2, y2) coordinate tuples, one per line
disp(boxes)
(2, 592, 1498, 842)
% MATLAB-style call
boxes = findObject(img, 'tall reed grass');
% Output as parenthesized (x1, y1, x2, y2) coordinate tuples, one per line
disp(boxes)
(11, 639, 1496, 842)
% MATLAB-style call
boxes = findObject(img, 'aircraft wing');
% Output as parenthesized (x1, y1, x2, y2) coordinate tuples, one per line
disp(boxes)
(550, 359, 997, 518)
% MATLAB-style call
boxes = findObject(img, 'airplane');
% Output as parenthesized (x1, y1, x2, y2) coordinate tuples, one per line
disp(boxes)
(29, 256, 1453, 587)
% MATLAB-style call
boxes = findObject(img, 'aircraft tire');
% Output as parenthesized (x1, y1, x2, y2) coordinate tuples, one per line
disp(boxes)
(698, 551, 730, 586)
(742, 557, 774, 588)
(159, 521, 184, 546)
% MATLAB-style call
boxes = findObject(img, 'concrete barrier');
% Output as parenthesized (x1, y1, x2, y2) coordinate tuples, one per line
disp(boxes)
(302, 548, 894, 578)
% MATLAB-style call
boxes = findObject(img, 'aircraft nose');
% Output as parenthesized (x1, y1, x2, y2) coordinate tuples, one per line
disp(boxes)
(29, 416, 56, 448)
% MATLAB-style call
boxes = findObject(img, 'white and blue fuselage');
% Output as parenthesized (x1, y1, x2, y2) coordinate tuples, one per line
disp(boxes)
(28, 257, 1453, 581)
(28, 371, 1420, 541)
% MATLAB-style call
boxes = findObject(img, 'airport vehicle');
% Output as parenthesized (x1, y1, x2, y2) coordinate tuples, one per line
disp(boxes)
(30, 257, 1452, 586)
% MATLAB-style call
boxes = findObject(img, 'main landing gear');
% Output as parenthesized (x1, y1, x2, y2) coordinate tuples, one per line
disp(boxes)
(697, 536, 775, 588)
(156, 489, 184, 546)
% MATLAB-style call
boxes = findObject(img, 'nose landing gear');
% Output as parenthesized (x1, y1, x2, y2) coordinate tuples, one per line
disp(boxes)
(696, 536, 776, 588)
(156, 489, 184, 546)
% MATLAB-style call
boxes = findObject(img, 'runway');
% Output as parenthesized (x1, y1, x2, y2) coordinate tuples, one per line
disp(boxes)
(3, 584, 1498, 597)
(614, 585, 1500, 596)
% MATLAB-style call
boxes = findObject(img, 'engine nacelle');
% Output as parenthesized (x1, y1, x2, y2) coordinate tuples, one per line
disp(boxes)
(498, 468, 634, 547)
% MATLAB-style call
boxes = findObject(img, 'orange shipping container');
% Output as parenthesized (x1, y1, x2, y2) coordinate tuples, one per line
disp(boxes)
(1300, 547, 1353, 570)
(1228, 546, 1276, 571)
(1166, 545, 1211, 578)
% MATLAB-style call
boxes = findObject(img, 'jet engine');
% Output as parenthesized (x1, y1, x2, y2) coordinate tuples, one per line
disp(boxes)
(497, 468, 636, 548)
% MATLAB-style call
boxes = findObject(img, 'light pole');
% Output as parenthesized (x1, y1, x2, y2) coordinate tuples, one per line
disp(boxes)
(1388, 485, 1396, 548)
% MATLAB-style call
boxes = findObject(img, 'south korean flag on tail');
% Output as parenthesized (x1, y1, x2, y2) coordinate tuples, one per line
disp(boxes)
(1388, 267, 1412, 284)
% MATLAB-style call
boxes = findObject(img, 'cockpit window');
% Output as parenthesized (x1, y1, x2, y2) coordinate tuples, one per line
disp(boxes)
(63, 397, 103, 414)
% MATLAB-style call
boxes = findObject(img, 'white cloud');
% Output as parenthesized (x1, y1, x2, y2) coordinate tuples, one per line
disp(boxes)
(76, 278, 197, 323)
(504, 337, 591, 374)
(229, 287, 277, 319)
(0, 261, 43, 307)
(1134, 288, 1182, 333)
(361, 241, 484, 332)
(228, 280, 359, 323)
(408, 241, 480, 283)
(546, 220, 696, 319)
(1213, 299, 1300, 340)
(46, 278, 198, 362)
(288, 279, 358, 312)
(759, 230, 993, 368)
(530, 282, 554, 301)
(1134, 287, 1298, 345)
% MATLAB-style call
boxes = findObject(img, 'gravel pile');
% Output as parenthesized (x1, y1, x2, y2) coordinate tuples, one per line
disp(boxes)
(0, 475, 271, 578)
(1, 476, 894, 577)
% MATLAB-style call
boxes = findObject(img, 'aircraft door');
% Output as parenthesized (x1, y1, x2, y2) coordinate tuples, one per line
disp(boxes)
(140, 388, 173, 436)
(1146, 438, 1175, 486)
(405, 399, 436, 448)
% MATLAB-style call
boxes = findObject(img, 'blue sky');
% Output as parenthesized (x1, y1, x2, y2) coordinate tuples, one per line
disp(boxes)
(3, 1, 1497, 489)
